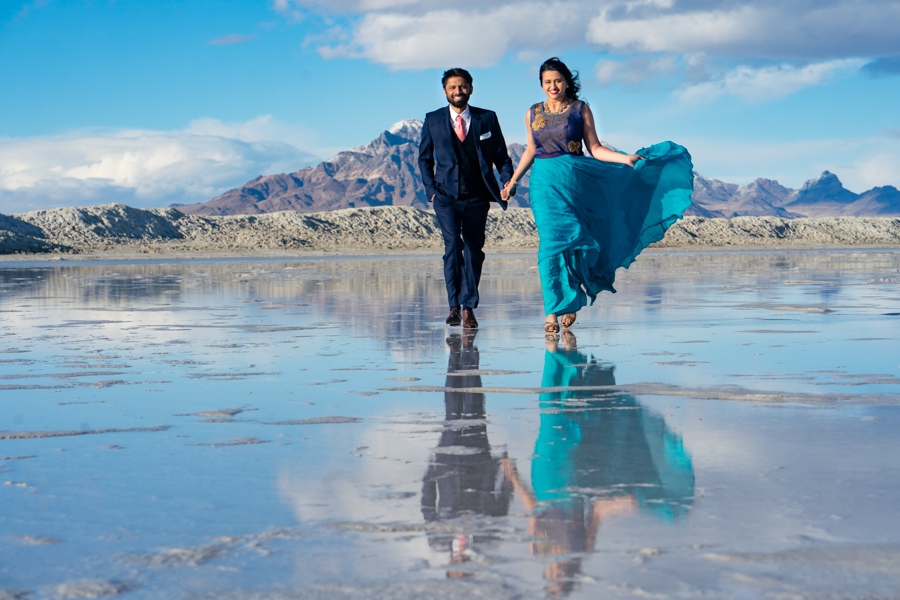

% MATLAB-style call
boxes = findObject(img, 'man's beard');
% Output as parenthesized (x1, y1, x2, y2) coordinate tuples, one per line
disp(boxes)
(448, 93, 470, 108)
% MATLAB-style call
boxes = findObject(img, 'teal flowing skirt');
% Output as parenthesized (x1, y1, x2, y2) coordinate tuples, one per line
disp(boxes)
(530, 141, 693, 316)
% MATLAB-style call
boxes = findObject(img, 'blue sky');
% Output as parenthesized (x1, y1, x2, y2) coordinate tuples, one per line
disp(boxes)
(1, 0, 899, 212)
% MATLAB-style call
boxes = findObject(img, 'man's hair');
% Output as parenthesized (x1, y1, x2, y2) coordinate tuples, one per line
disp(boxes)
(442, 68, 473, 87)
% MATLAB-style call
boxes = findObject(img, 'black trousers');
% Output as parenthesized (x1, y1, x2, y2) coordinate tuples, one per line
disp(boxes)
(433, 197, 490, 310)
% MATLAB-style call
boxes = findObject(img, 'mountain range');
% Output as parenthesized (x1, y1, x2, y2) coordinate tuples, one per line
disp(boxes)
(175, 119, 900, 218)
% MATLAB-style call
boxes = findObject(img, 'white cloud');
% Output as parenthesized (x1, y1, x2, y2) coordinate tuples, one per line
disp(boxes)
(676, 59, 867, 103)
(278, 0, 509, 13)
(595, 55, 680, 86)
(351, 10, 511, 69)
(208, 33, 256, 45)
(312, 3, 585, 70)
(279, 0, 900, 101)
(587, 3, 900, 60)
(282, 1, 900, 71)
(588, 5, 765, 56)
(272, 0, 306, 21)
(358, 0, 420, 10)
(848, 150, 900, 193)
(184, 114, 326, 153)
(0, 117, 324, 214)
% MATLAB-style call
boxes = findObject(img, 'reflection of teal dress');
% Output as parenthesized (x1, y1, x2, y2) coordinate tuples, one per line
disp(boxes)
(531, 349, 694, 523)
(528, 100, 693, 315)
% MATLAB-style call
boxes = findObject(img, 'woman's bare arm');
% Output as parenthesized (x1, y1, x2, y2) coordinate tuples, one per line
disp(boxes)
(501, 456, 537, 512)
(582, 103, 643, 167)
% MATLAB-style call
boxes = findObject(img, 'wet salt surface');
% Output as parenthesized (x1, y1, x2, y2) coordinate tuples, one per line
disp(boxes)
(1, 249, 899, 599)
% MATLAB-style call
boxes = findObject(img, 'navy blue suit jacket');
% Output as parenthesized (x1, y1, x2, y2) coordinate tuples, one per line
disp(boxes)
(418, 106, 514, 209)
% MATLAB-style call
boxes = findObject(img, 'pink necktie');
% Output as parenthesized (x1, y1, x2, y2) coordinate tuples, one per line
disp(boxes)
(454, 115, 465, 141)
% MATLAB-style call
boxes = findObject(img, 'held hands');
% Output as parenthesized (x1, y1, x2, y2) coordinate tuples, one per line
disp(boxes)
(500, 180, 517, 200)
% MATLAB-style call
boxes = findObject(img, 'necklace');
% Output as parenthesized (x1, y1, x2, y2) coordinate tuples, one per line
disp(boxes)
(543, 100, 570, 115)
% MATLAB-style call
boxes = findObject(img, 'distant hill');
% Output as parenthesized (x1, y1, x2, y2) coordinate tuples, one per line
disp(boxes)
(5, 204, 900, 256)
(175, 120, 900, 218)
(783, 171, 900, 217)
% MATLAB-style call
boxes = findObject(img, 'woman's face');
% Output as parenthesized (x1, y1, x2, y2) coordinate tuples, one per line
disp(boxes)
(541, 70, 567, 102)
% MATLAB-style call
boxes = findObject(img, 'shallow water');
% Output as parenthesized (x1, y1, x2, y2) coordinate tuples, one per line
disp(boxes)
(2, 249, 900, 599)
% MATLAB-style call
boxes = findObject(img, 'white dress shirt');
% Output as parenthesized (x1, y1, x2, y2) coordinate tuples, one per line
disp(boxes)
(448, 105, 471, 138)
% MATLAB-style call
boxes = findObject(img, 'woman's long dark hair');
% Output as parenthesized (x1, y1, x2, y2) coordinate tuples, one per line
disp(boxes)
(539, 57, 580, 101)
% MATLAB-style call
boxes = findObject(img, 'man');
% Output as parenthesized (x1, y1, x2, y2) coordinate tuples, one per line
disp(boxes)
(418, 68, 514, 329)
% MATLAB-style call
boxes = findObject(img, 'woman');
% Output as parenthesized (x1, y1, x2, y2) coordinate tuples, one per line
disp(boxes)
(502, 57, 693, 333)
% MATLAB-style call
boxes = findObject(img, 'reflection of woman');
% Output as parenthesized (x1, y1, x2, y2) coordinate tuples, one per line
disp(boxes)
(503, 334, 694, 595)
(501, 57, 693, 334)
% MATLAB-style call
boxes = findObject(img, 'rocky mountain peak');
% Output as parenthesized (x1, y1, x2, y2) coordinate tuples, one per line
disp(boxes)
(803, 170, 840, 189)
(388, 118, 423, 141)
(792, 170, 857, 206)
(346, 119, 423, 157)
(741, 178, 792, 199)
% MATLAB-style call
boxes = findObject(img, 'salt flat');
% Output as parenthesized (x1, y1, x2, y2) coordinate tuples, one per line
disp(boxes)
(2, 204, 900, 256)
(1, 249, 899, 599)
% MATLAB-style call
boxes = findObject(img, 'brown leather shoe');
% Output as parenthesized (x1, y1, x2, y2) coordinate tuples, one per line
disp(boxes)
(462, 308, 478, 329)
(446, 306, 461, 326)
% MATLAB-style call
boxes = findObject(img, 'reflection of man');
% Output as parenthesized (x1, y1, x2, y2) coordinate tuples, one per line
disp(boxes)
(418, 68, 514, 329)
(503, 333, 694, 596)
(421, 331, 511, 574)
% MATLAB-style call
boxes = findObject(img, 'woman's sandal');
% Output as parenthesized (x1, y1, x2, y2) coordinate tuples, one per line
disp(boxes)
(561, 313, 576, 328)
(544, 315, 560, 334)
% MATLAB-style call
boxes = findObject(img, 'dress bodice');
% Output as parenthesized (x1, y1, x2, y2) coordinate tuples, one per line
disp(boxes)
(530, 99, 584, 158)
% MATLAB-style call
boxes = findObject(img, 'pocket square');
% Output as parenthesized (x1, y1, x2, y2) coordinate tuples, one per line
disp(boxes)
(479, 131, 492, 140)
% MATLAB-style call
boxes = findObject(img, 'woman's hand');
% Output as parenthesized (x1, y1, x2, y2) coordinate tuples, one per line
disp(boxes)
(500, 180, 516, 200)
(625, 154, 645, 168)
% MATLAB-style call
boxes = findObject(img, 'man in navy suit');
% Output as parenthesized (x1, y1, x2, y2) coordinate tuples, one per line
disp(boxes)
(418, 68, 514, 329)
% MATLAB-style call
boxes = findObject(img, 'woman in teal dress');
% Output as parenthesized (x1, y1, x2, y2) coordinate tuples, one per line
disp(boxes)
(501, 57, 693, 333)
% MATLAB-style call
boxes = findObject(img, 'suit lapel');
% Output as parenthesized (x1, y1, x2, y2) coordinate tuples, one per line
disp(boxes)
(468, 109, 482, 144)
(469, 109, 485, 167)
(444, 106, 457, 144)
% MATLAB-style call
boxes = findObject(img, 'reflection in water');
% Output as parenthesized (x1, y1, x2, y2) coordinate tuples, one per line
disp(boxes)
(503, 333, 695, 596)
(4, 249, 896, 318)
(0, 260, 542, 358)
(421, 330, 512, 576)
(3, 252, 899, 597)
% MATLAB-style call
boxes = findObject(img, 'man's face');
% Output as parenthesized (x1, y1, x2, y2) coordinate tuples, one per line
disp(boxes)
(444, 76, 472, 109)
